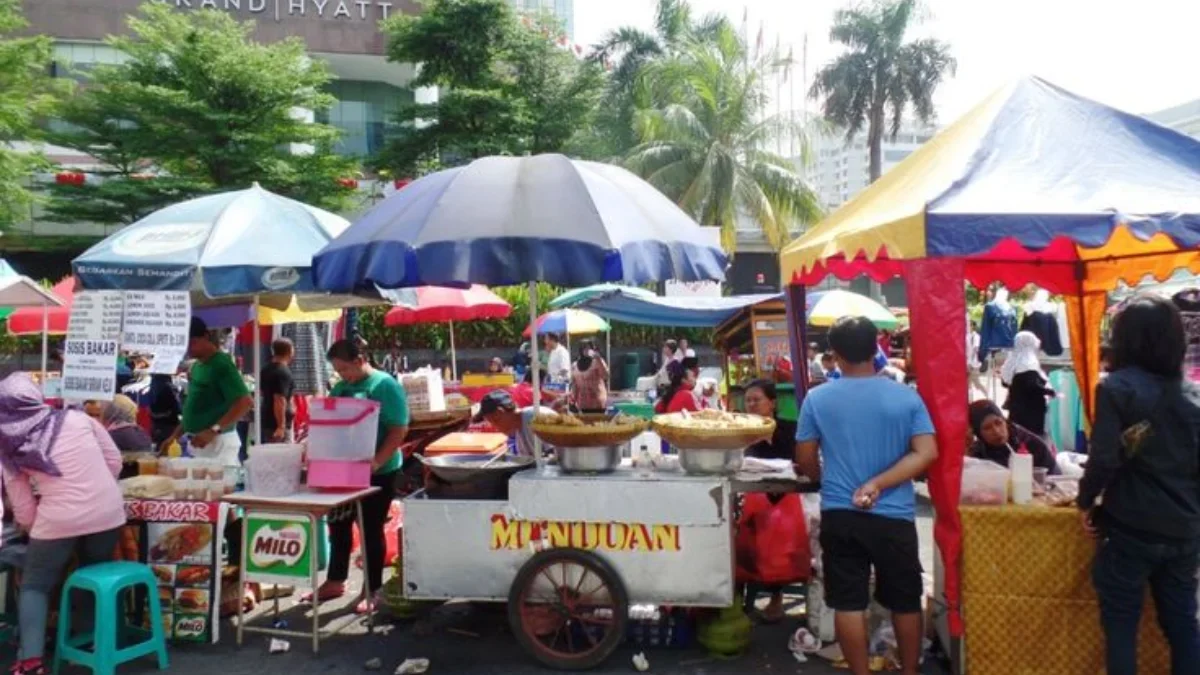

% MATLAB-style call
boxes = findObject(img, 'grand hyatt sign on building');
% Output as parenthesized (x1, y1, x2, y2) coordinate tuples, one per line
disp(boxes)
(23, 0, 421, 56)
(161, 0, 397, 22)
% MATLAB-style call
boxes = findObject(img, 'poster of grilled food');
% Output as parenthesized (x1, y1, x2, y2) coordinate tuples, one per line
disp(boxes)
(124, 498, 227, 644)
(148, 523, 213, 565)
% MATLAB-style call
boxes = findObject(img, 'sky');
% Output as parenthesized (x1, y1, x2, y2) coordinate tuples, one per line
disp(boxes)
(573, 0, 1200, 125)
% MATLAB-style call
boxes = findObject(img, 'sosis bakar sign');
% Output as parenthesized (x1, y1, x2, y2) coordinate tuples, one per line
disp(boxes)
(489, 515, 681, 552)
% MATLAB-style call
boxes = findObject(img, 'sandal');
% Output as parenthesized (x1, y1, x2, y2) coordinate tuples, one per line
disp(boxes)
(354, 591, 383, 615)
(10, 658, 47, 675)
(299, 581, 346, 603)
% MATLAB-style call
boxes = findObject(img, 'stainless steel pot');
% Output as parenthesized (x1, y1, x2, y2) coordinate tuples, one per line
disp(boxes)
(557, 445, 622, 473)
(677, 447, 744, 475)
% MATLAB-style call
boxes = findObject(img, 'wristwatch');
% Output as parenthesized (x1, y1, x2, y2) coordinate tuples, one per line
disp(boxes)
(209, 424, 221, 434)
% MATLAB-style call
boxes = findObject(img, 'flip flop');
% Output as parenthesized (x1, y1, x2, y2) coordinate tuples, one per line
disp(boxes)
(299, 583, 346, 603)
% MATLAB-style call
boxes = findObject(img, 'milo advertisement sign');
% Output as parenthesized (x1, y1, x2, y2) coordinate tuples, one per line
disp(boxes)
(245, 514, 313, 585)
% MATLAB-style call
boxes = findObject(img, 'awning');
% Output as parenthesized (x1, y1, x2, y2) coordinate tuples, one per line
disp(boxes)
(580, 290, 781, 327)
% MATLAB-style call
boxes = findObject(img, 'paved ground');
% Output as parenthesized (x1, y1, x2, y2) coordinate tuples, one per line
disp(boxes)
(38, 499, 946, 675)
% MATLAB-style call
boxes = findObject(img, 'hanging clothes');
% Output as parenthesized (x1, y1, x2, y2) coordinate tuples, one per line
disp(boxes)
(1020, 291, 1063, 356)
(1171, 290, 1200, 381)
(1046, 369, 1083, 453)
(282, 321, 333, 396)
(978, 300, 1018, 361)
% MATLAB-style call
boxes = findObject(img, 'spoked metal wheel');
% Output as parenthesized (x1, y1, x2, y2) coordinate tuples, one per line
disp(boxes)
(507, 549, 629, 670)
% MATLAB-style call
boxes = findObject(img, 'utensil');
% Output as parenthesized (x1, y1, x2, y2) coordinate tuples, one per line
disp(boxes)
(676, 446, 744, 475)
(479, 449, 508, 469)
(415, 453, 536, 484)
(557, 445, 622, 473)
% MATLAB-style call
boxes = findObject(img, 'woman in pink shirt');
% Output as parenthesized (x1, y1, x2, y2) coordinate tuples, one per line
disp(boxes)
(0, 374, 125, 675)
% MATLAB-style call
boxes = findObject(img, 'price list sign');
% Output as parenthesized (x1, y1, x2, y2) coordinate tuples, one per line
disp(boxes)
(123, 291, 191, 374)
(61, 291, 125, 401)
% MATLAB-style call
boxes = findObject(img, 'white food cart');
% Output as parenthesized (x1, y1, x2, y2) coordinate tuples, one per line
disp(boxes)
(403, 462, 810, 669)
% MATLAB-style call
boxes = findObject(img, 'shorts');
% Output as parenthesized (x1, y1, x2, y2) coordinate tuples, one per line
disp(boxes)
(819, 509, 922, 614)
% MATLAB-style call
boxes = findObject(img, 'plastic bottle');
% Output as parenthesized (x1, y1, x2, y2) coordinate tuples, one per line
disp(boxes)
(166, 439, 183, 458)
(1010, 453, 1034, 505)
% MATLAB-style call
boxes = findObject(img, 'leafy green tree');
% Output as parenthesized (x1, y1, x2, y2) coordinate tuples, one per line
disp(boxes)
(376, 0, 604, 176)
(47, 3, 357, 225)
(626, 26, 821, 253)
(586, 0, 731, 158)
(810, 0, 955, 181)
(0, 0, 63, 229)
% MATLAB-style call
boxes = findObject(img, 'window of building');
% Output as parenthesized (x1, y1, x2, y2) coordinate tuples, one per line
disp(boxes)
(884, 149, 912, 163)
(317, 80, 414, 157)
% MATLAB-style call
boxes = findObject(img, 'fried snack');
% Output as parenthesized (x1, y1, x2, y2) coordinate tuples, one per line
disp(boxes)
(176, 589, 209, 613)
(531, 411, 648, 447)
(151, 565, 174, 584)
(151, 524, 212, 563)
(652, 411, 775, 450)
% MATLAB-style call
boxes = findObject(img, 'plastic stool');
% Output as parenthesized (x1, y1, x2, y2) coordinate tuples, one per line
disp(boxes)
(53, 562, 169, 675)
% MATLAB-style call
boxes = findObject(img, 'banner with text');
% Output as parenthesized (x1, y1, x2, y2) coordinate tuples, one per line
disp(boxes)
(61, 291, 125, 401)
(122, 291, 192, 374)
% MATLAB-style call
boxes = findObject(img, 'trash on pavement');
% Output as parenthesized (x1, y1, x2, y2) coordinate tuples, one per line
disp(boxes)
(394, 658, 430, 675)
(268, 638, 290, 654)
(632, 652, 649, 672)
(364, 657, 383, 670)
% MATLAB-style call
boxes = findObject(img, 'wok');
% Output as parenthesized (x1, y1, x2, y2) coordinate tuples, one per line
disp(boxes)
(414, 453, 535, 484)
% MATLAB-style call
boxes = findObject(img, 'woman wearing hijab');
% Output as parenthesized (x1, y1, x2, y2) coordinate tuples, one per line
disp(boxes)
(99, 394, 153, 455)
(1001, 331, 1056, 436)
(968, 400, 1057, 472)
(570, 338, 609, 413)
(0, 373, 125, 675)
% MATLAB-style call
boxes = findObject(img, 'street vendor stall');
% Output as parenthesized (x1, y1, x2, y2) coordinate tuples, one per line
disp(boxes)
(779, 76, 1200, 672)
(314, 153, 824, 668)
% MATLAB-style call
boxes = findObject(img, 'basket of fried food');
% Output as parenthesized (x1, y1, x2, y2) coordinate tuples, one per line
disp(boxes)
(652, 410, 776, 450)
(530, 411, 648, 448)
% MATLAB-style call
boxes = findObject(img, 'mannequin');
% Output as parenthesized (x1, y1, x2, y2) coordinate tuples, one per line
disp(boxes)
(978, 285, 1018, 362)
(1020, 289, 1064, 356)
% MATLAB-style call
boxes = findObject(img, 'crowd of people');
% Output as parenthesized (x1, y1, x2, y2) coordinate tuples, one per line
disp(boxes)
(2, 290, 1199, 675)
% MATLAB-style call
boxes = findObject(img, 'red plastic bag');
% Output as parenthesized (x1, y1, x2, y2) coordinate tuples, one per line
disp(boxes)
(352, 500, 404, 568)
(735, 493, 811, 585)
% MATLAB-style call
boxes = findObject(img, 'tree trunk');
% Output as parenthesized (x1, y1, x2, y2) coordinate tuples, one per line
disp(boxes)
(867, 106, 885, 183)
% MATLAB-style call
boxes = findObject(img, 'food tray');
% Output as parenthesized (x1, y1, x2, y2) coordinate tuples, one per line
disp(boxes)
(531, 422, 646, 448)
(652, 414, 774, 450)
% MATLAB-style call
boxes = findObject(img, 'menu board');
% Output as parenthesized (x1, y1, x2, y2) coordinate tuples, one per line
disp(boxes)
(121, 291, 191, 374)
(61, 291, 125, 401)
(123, 499, 228, 644)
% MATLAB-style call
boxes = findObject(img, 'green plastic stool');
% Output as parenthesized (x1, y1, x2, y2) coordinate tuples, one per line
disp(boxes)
(52, 562, 169, 675)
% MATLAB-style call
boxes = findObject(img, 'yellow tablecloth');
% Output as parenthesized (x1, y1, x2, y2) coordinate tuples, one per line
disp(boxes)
(961, 505, 1170, 674)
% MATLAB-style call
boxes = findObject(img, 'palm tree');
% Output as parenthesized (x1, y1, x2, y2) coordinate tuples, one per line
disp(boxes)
(625, 26, 821, 253)
(810, 0, 955, 182)
(587, 0, 731, 157)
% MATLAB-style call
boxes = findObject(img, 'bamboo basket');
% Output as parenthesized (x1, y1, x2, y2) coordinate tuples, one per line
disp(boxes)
(652, 414, 775, 450)
(531, 419, 647, 448)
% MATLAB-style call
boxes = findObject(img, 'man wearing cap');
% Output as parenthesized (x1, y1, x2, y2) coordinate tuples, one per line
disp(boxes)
(475, 390, 554, 457)
(160, 317, 252, 468)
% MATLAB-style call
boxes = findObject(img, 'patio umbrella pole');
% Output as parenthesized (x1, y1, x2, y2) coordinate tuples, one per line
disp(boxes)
(529, 281, 542, 468)
(40, 302, 48, 385)
(449, 320, 457, 382)
(253, 294, 262, 447)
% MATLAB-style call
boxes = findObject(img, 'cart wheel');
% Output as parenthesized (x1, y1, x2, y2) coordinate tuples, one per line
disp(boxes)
(507, 548, 629, 671)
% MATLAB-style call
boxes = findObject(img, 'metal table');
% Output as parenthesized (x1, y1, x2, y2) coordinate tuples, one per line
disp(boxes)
(222, 487, 379, 653)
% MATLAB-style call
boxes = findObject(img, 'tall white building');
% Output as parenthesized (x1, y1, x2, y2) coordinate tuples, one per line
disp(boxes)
(509, 0, 574, 40)
(1147, 99, 1200, 139)
(810, 126, 936, 210)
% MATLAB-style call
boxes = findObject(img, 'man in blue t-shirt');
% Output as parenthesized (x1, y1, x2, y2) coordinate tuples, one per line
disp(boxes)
(796, 316, 937, 675)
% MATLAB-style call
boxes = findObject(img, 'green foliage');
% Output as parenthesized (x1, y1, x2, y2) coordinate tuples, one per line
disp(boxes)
(0, 0, 64, 230)
(46, 2, 358, 225)
(625, 24, 821, 253)
(375, 0, 605, 175)
(354, 283, 710, 352)
(585, 0, 733, 159)
(810, 0, 955, 181)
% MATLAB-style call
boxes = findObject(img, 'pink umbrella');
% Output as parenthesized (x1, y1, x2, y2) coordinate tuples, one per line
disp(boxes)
(384, 285, 511, 380)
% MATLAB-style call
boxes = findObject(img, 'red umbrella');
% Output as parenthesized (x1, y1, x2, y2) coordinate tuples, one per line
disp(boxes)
(383, 285, 511, 380)
(8, 276, 75, 335)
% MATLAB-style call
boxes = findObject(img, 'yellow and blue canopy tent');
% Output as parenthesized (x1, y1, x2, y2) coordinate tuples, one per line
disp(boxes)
(780, 76, 1200, 636)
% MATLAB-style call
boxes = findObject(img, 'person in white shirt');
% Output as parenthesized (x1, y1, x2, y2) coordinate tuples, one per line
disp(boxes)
(545, 333, 572, 385)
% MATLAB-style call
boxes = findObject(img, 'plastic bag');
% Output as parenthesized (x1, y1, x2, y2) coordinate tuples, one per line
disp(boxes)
(735, 493, 811, 584)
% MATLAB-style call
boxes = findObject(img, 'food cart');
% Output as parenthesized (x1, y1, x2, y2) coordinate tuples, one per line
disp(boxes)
(403, 411, 813, 670)
(712, 297, 796, 418)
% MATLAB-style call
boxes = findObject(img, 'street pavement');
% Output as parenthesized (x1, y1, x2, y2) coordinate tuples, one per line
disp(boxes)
(44, 499, 944, 675)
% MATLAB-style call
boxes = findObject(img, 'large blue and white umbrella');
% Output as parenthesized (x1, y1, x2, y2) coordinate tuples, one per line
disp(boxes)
(74, 184, 349, 300)
(312, 154, 727, 463)
(312, 154, 728, 291)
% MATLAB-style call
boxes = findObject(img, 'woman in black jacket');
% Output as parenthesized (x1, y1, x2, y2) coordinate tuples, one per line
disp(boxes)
(1080, 295, 1200, 675)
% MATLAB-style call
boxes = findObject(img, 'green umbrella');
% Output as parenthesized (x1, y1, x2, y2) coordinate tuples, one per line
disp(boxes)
(550, 283, 655, 309)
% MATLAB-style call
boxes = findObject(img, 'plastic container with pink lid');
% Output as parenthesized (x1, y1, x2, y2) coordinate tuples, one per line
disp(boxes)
(306, 397, 380, 489)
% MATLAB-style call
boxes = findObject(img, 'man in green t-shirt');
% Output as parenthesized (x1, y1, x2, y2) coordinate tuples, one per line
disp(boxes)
(160, 317, 252, 469)
(309, 338, 409, 612)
